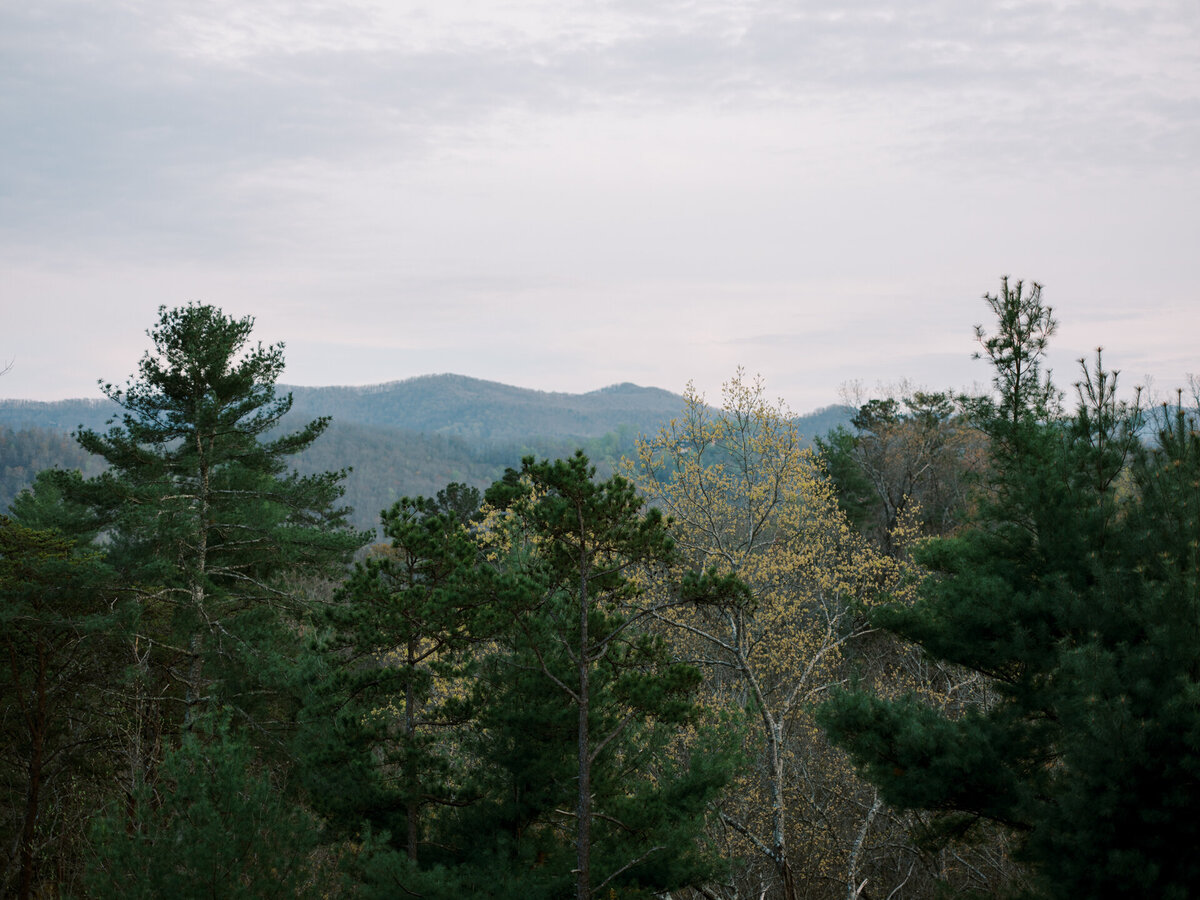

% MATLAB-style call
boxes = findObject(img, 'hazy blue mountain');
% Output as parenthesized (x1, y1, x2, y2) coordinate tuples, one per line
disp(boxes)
(281, 375, 687, 440)
(0, 374, 850, 444)
(1, 375, 852, 530)
(0, 397, 119, 433)
(0, 375, 683, 437)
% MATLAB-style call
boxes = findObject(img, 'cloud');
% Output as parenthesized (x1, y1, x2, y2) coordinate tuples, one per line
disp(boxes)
(2, 0, 1197, 408)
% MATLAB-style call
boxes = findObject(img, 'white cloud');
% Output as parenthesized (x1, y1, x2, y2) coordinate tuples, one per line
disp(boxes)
(1, 0, 1197, 409)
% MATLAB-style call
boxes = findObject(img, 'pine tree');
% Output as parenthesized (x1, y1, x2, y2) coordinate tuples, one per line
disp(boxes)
(85, 711, 328, 899)
(0, 512, 118, 899)
(296, 487, 485, 860)
(465, 453, 742, 900)
(59, 303, 366, 729)
(819, 279, 1200, 898)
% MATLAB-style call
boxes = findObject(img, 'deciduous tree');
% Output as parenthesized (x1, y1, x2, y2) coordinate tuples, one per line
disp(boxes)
(631, 372, 910, 899)
(818, 385, 983, 551)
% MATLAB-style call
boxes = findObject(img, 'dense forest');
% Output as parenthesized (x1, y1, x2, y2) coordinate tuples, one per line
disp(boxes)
(3, 282, 1198, 899)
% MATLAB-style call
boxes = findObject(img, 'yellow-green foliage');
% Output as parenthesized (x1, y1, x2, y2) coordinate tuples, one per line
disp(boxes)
(628, 371, 922, 898)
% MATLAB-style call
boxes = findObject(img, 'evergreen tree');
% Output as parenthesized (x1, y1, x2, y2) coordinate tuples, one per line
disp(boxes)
(85, 711, 328, 899)
(473, 452, 743, 900)
(296, 487, 485, 860)
(0, 512, 118, 899)
(57, 303, 366, 729)
(819, 279, 1200, 898)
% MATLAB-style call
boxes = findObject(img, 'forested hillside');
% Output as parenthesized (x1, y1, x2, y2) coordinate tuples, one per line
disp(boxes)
(0, 381, 852, 530)
(0, 374, 686, 438)
(6, 285, 1195, 899)
(0, 426, 107, 514)
(285, 375, 688, 440)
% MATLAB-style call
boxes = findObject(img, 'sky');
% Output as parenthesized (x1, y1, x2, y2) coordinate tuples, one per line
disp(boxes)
(2, 1, 1198, 412)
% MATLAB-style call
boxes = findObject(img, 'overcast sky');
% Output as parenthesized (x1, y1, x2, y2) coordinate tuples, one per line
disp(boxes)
(2, 1, 1197, 411)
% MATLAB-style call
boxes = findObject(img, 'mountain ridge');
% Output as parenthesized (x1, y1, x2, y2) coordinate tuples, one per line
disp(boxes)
(0, 372, 846, 435)
(1, 374, 853, 529)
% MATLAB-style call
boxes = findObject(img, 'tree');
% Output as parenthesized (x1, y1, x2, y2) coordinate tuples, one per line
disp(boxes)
(819, 279, 1200, 898)
(630, 372, 913, 900)
(61, 303, 365, 731)
(471, 452, 742, 900)
(0, 513, 118, 899)
(817, 385, 983, 551)
(0, 304, 364, 895)
(296, 486, 486, 862)
(85, 711, 328, 899)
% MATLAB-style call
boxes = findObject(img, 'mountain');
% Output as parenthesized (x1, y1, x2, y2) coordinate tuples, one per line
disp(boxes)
(0, 375, 852, 530)
(282, 375, 687, 441)
(0, 397, 119, 433)
(0, 375, 684, 439)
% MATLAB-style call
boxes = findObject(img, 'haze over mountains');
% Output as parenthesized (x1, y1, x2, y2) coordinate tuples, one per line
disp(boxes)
(1, 374, 852, 530)
(1, 375, 684, 437)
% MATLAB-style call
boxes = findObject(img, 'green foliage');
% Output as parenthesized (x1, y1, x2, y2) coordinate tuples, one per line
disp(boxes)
(816, 389, 978, 550)
(448, 586, 731, 898)
(468, 452, 740, 899)
(85, 711, 328, 899)
(968, 277, 1059, 427)
(57, 303, 366, 726)
(0, 304, 371, 894)
(820, 279, 1200, 898)
(295, 486, 487, 854)
(815, 424, 879, 535)
(0, 512, 120, 898)
(303, 460, 742, 899)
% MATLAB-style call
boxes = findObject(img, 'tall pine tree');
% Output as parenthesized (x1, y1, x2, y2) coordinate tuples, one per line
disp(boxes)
(819, 279, 1200, 898)
(296, 487, 486, 862)
(59, 303, 365, 730)
(473, 453, 743, 900)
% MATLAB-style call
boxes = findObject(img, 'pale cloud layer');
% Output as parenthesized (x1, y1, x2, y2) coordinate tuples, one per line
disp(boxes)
(2, 1, 1197, 410)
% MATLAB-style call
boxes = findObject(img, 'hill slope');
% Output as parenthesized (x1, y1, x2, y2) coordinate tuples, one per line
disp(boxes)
(0, 375, 852, 530)
(0, 375, 685, 439)
(283, 375, 686, 440)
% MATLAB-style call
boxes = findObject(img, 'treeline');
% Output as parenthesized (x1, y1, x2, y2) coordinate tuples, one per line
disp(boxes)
(288, 421, 652, 532)
(0, 421, 653, 534)
(0, 426, 107, 513)
(3, 284, 1198, 899)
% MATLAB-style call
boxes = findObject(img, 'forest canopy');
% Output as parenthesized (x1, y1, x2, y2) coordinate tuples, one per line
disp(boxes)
(2, 284, 1197, 900)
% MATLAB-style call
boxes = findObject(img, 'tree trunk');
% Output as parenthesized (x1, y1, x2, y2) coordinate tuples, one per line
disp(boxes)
(184, 442, 210, 728)
(16, 648, 47, 900)
(767, 720, 796, 900)
(576, 538, 592, 900)
(406, 636, 419, 861)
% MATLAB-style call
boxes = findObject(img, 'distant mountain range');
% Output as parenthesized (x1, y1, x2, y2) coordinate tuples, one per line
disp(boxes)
(284, 375, 691, 441)
(0, 375, 686, 437)
(1, 374, 853, 531)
